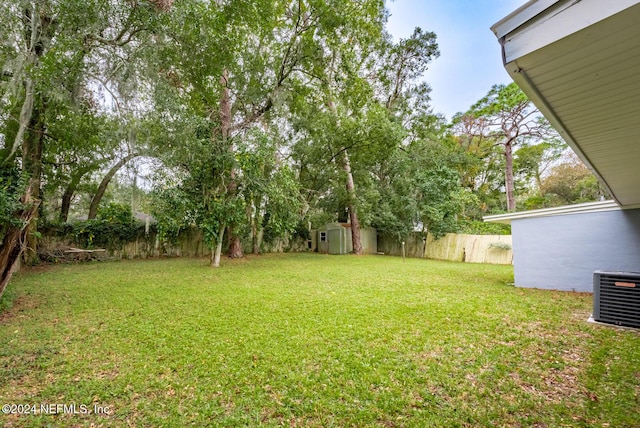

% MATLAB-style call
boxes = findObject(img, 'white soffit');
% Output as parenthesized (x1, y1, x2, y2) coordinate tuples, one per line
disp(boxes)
(492, 0, 640, 209)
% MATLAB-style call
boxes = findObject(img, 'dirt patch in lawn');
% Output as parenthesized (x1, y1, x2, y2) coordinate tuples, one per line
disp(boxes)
(0, 295, 40, 324)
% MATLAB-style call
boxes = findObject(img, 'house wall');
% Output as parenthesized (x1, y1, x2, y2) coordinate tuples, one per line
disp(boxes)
(512, 208, 640, 292)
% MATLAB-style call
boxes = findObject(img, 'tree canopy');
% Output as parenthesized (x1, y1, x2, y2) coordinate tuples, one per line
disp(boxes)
(0, 0, 606, 294)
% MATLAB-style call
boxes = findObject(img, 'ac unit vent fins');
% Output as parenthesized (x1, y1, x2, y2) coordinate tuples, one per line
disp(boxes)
(593, 271, 640, 328)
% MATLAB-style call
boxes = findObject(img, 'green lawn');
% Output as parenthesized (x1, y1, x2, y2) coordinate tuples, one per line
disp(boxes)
(1, 254, 639, 427)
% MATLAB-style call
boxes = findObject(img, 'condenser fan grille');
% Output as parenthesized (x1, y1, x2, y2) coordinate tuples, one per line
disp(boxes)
(594, 271, 640, 328)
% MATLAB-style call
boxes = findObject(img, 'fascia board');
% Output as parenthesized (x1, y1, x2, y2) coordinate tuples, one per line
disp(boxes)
(491, 0, 560, 40)
(497, 0, 640, 64)
(483, 200, 620, 224)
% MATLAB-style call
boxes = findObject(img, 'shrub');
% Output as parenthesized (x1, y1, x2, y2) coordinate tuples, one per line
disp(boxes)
(0, 167, 27, 241)
(457, 219, 511, 235)
(489, 242, 512, 251)
(44, 203, 151, 251)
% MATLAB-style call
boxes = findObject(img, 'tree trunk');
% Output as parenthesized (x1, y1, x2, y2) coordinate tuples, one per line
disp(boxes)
(342, 148, 362, 255)
(87, 153, 138, 220)
(252, 226, 259, 254)
(251, 195, 265, 255)
(325, 95, 362, 255)
(505, 140, 516, 212)
(0, 188, 39, 300)
(59, 167, 93, 222)
(227, 233, 243, 259)
(2, 3, 42, 166)
(256, 228, 264, 254)
(219, 69, 244, 259)
(59, 181, 77, 223)
(21, 101, 46, 265)
(211, 223, 226, 268)
(0, 4, 53, 283)
(251, 207, 260, 255)
(535, 171, 544, 196)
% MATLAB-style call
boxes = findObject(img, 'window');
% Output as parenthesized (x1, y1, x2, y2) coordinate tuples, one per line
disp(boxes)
(320, 232, 327, 242)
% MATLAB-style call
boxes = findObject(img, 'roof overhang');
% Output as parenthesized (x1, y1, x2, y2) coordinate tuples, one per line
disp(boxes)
(492, 0, 640, 209)
(484, 200, 620, 225)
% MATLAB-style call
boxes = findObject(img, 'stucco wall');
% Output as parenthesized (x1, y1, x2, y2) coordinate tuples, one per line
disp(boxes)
(512, 209, 640, 292)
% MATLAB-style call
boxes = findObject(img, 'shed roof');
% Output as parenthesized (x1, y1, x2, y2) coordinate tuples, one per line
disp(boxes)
(492, 0, 640, 209)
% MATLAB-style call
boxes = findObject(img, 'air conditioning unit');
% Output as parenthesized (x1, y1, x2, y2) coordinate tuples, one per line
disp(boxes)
(593, 271, 640, 328)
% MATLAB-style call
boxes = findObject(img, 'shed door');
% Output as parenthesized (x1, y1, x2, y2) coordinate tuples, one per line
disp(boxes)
(318, 231, 328, 253)
(328, 229, 343, 254)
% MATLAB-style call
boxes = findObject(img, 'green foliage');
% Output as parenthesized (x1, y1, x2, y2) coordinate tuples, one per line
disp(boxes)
(470, 82, 528, 116)
(287, 7, 442, 247)
(46, 203, 146, 250)
(307, 210, 336, 230)
(40, 104, 125, 220)
(292, 221, 311, 241)
(5, 0, 553, 261)
(514, 141, 566, 186)
(457, 219, 511, 236)
(488, 241, 512, 250)
(540, 154, 609, 205)
(519, 193, 549, 211)
(149, 122, 243, 252)
(459, 82, 557, 212)
(421, 177, 478, 239)
(371, 133, 479, 240)
(150, 186, 193, 244)
(0, 0, 164, 286)
(261, 165, 304, 245)
(95, 202, 134, 225)
(0, 166, 27, 239)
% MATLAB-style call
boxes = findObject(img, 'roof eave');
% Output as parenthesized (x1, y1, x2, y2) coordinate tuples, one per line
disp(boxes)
(491, 0, 560, 40)
(483, 200, 620, 225)
(493, 0, 640, 208)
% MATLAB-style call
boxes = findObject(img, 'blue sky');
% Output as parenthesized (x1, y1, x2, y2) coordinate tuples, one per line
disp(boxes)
(386, 0, 528, 120)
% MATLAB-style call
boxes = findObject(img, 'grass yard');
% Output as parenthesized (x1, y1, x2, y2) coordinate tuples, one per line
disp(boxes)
(1, 254, 639, 427)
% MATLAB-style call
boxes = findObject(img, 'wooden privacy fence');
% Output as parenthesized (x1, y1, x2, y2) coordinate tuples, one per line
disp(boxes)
(39, 228, 511, 265)
(377, 232, 513, 265)
(39, 227, 309, 260)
